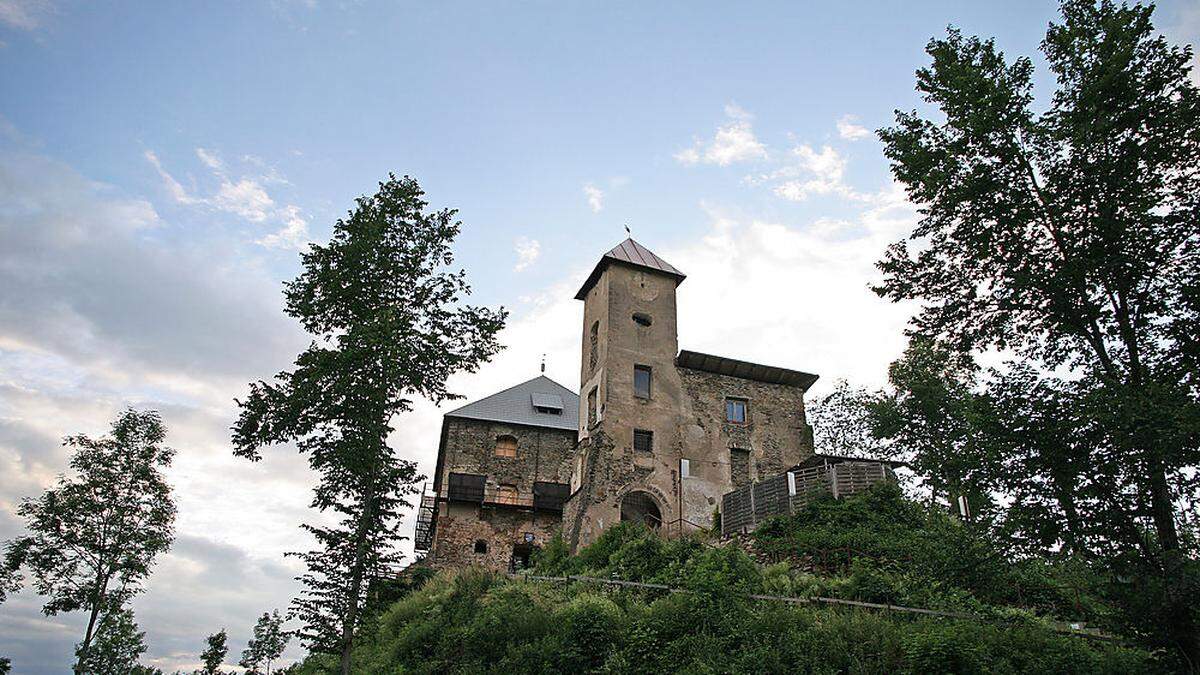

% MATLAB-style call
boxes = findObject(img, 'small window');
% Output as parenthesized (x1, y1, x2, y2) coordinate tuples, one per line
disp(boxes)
(587, 387, 598, 427)
(680, 458, 690, 479)
(632, 312, 652, 327)
(633, 429, 653, 453)
(497, 484, 519, 505)
(634, 365, 651, 399)
(494, 435, 518, 458)
(474, 539, 488, 554)
(725, 398, 747, 424)
(589, 321, 599, 373)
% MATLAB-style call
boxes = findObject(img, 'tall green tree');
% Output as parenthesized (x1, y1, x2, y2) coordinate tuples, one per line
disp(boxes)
(0, 409, 176, 673)
(196, 629, 229, 675)
(870, 339, 1000, 518)
(876, 0, 1200, 662)
(238, 611, 288, 675)
(232, 174, 506, 674)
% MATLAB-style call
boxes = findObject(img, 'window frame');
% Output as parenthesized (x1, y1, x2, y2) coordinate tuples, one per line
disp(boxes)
(725, 397, 748, 424)
(633, 364, 652, 399)
(633, 428, 654, 453)
(494, 434, 519, 458)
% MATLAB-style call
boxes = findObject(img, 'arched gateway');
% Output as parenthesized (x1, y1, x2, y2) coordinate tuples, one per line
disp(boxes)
(620, 491, 662, 528)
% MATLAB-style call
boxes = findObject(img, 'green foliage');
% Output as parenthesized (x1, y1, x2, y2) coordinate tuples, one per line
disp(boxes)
(240, 610, 289, 674)
(77, 607, 151, 675)
(196, 629, 228, 675)
(231, 174, 506, 671)
(294, 495, 1160, 673)
(0, 408, 176, 672)
(875, 0, 1200, 662)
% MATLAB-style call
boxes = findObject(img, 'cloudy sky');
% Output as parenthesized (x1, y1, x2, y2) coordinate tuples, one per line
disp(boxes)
(1, 0, 1197, 672)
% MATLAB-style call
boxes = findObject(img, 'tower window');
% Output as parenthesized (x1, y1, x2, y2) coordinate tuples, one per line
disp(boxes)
(632, 312, 652, 327)
(494, 435, 518, 458)
(725, 398, 748, 424)
(633, 429, 653, 453)
(587, 387, 597, 427)
(589, 321, 599, 374)
(634, 365, 652, 399)
(474, 539, 488, 554)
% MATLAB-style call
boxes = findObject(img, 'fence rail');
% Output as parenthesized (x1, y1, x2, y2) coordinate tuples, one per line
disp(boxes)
(511, 572, 1118, 643)
(721, 461, 893, 537)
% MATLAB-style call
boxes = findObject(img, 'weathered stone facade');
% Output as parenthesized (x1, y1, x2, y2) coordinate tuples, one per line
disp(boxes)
(562, 239, 817, 551)
(418, 238, 819, 563)
(422, 381, 578, 572)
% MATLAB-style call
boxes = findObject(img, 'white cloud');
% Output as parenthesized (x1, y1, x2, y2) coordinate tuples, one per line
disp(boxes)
(836, 115, 871, 141)
(144, 150, 201, 205)
(676, 103, 768, 167)
(513, 237, 541, 272)
(195, 147, 225, 172)
(0, 0, 53, 29)
(770, 144, 860, 202)
(583, 183, 604, 213)
(256, 204, 310, 250)
(214, 177, 275, 222)
(143, 147, 308, 248)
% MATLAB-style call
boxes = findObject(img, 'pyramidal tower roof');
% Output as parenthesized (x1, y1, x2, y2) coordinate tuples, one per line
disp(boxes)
(444, 375, 579, 431)
(574, 238, 686, 300)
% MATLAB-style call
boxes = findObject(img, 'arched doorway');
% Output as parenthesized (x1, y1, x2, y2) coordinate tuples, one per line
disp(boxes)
(620, 491, 662, 529)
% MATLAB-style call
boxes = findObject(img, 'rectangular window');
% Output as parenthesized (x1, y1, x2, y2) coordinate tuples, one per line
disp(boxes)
(680, 458, 690, 479)
(634, 365, 652, 399)
(633, 428, 653, 453)
(725, 398, 747, 424)
(447, 473, 485, 503)
(587, 387, 597, 427)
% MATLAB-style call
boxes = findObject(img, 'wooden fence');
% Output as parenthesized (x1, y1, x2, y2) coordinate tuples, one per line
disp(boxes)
(721, 461, 892, 537)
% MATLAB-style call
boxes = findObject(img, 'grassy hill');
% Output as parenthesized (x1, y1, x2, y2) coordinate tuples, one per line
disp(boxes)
(299, 484, 1166, 673)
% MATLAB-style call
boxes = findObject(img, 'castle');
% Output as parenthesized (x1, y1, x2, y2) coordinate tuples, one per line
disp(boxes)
(414, 238, 819, 571)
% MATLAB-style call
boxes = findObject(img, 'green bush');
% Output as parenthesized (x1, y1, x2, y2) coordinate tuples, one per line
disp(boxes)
(315, 487, 1166, 673)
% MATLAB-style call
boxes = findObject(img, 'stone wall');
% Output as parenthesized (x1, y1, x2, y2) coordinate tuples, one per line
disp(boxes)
(564, 260, 816, 550)
(429, 417, 577, 571)
(429, 502, 562, 571)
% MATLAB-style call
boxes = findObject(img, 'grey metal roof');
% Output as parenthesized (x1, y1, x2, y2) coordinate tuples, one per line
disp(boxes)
(444, 375, 579, 431)
(675, 349, 820, 391)
(575, 238, 687, 300)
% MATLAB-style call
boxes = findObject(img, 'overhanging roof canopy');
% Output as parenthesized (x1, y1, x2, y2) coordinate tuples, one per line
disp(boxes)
(675, 349, 819, 391)
(575, 238, 686, 300)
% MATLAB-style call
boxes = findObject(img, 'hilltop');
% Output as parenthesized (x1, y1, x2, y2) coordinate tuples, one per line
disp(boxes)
(294, 484, 1166, 674)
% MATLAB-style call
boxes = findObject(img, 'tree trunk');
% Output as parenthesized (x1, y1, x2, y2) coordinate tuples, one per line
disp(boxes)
(339, 477, 377, 675)
(74, 603, 101, 674)
(74, 565, 111, 674)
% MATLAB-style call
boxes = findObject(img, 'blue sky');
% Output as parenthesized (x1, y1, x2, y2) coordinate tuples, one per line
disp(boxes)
(1, 1, 1197, 672)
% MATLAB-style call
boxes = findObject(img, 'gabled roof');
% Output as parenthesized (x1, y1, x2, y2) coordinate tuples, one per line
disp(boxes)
(675, 349, 819, 391)
(444, 375, 579, 431)
(575, 238, 686, 300)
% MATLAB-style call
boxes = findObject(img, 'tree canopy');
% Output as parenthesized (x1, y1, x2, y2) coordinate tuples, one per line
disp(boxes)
(232, 174, 506, 674)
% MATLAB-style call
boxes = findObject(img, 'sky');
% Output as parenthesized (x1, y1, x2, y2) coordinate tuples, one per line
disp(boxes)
(0, 0, 1197, 672)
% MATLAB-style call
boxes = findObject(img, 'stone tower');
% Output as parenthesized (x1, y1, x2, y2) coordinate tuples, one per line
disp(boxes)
(565, 238, 688, 549)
